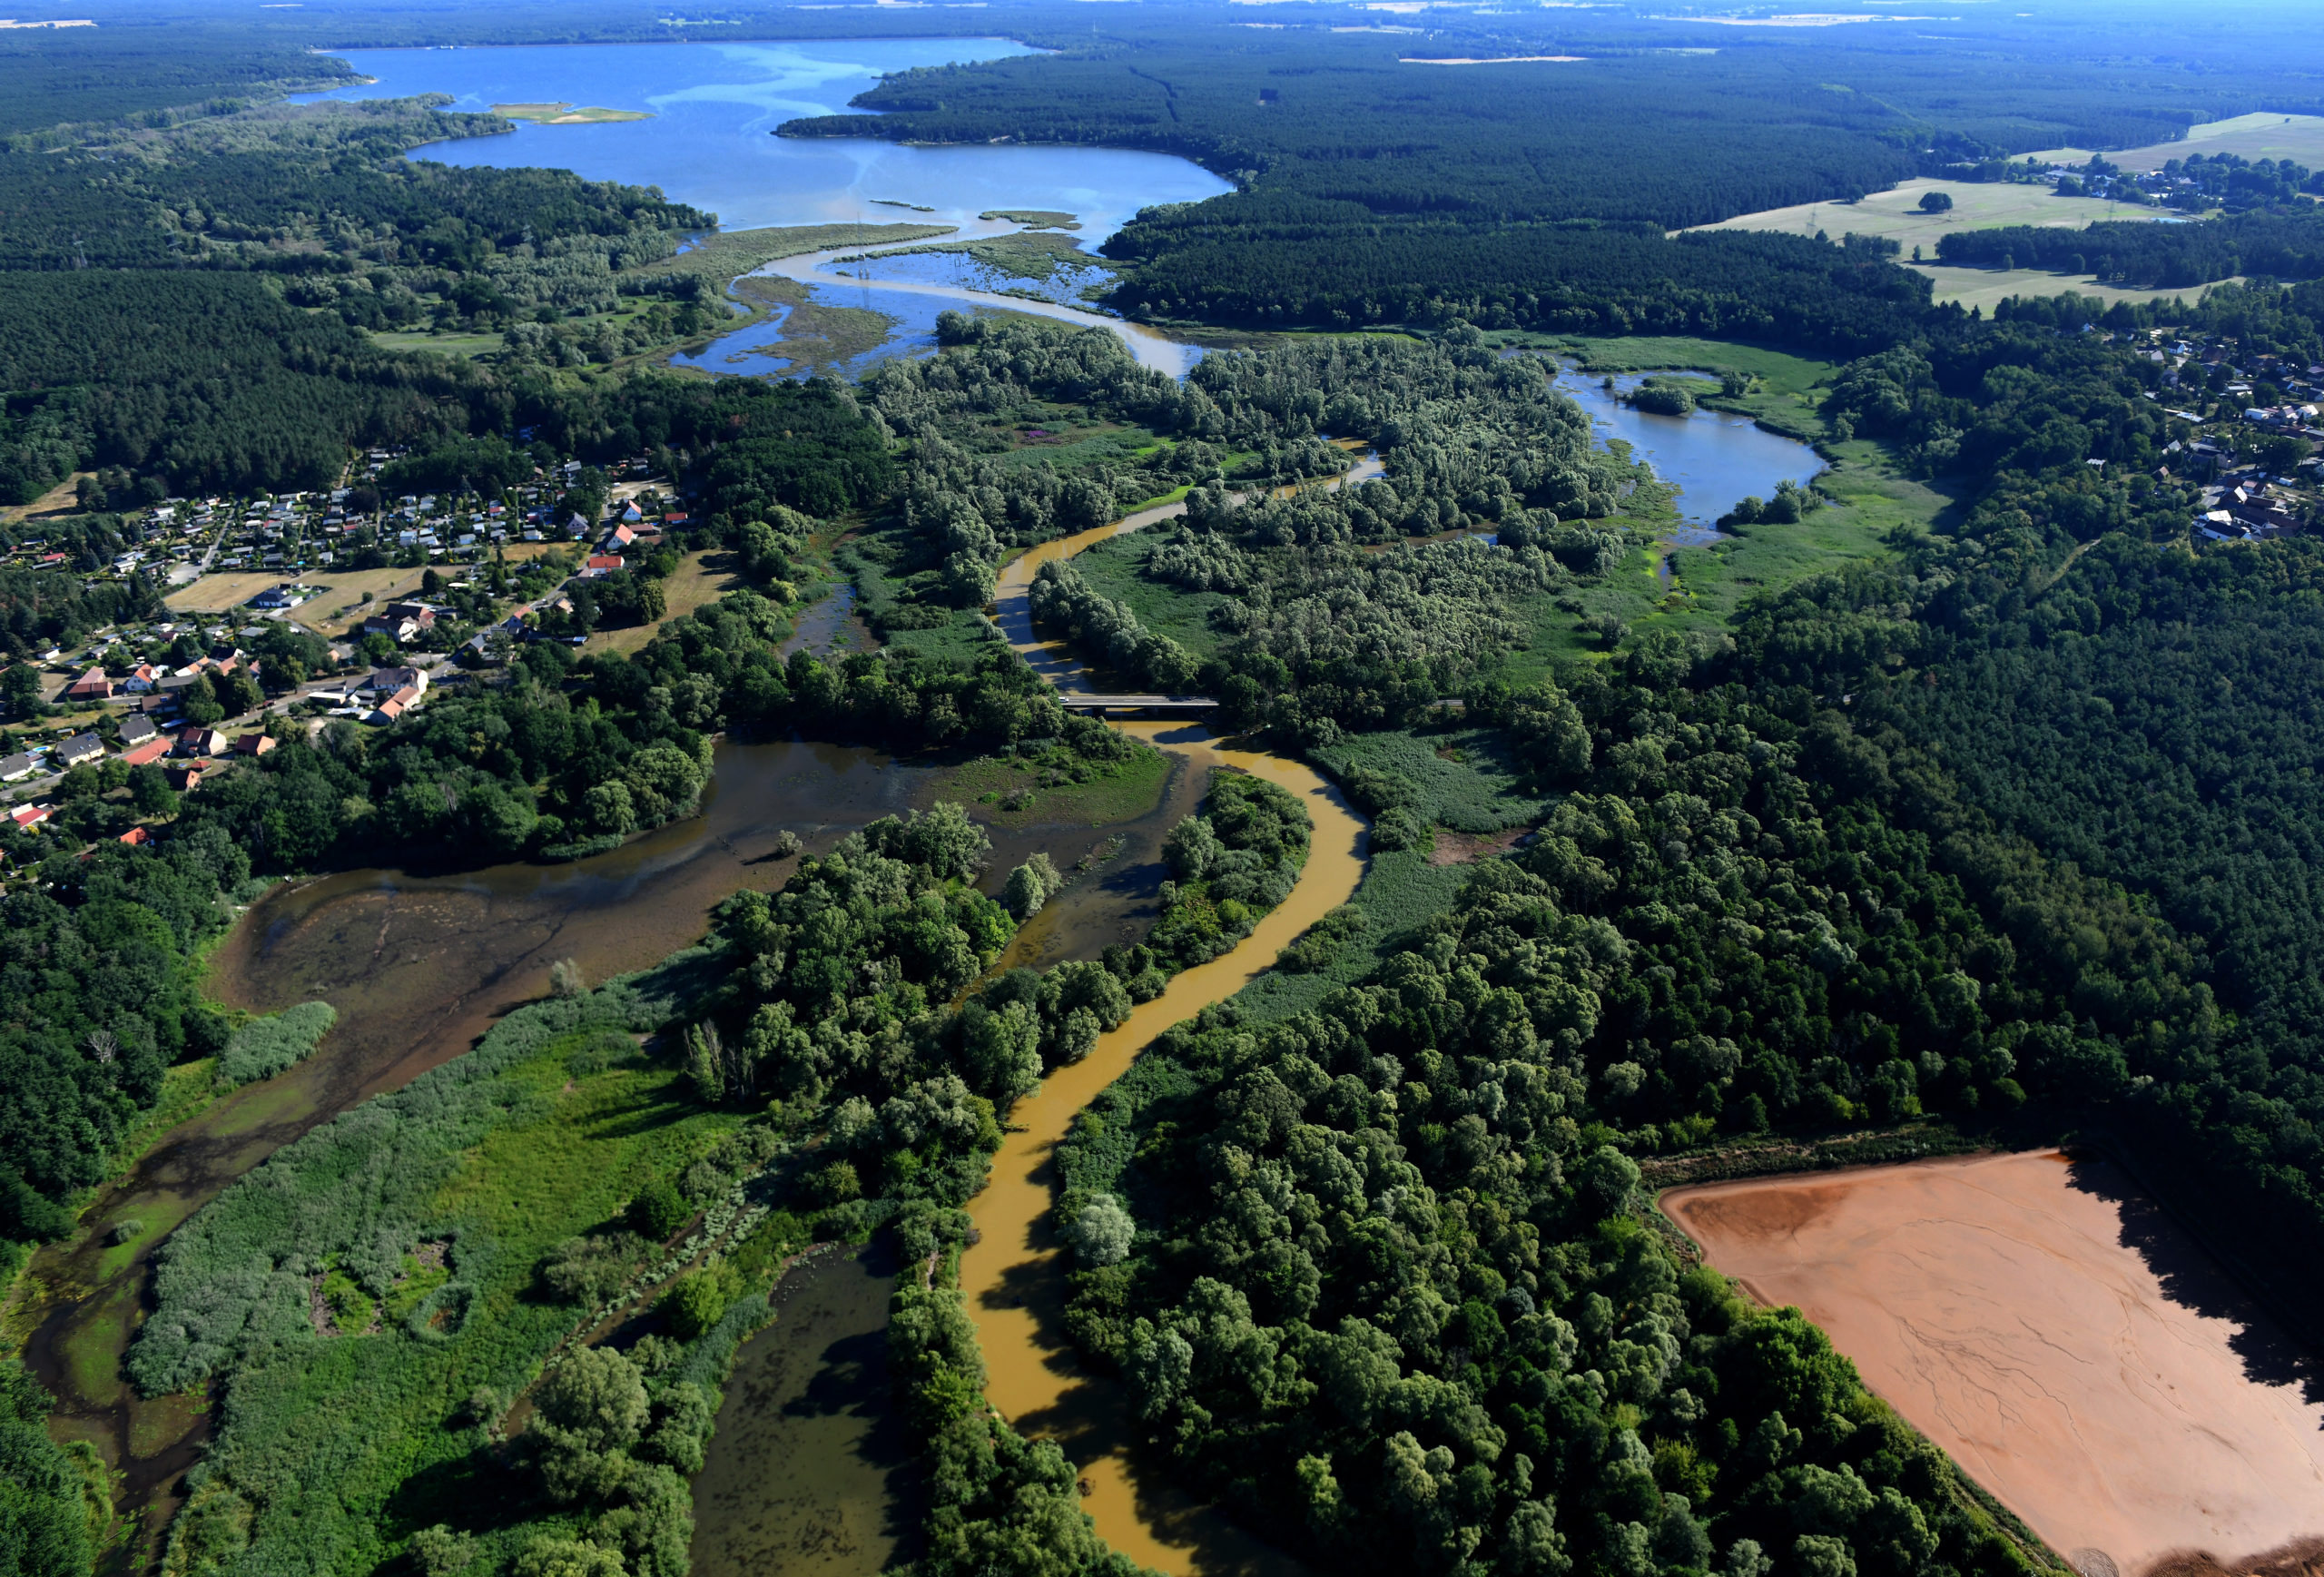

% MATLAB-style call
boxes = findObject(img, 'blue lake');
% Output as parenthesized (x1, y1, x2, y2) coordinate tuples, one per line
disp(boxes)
(295, 39, 1234, 241)
(1551, 368, 1821, 531)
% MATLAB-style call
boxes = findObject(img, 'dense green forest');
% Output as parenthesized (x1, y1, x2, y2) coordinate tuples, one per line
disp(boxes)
(777, 16, 2324, 339)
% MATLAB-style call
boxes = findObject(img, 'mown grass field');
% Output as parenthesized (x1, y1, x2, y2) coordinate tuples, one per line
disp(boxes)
(586, 549, 750, 656)
(1689, 176, 2179, 256)
(2026, 111, 2324, 172)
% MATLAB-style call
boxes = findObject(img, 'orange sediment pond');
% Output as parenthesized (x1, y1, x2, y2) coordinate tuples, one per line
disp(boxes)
(1663, 1150, 2324, 1577)
(956, 519, 1369, 1573)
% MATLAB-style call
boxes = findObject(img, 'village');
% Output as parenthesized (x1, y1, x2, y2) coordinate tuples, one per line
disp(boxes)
(0, 445, 694, 859)
(2140, 327, 2324, 540)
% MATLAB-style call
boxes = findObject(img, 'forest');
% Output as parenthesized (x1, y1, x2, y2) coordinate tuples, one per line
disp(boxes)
(1934, 202, 2324, 290)
(12, 6, 2324, 1576)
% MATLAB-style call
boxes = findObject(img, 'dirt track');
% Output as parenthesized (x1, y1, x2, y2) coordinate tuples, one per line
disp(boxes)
(1664, 1150, 2324, 1577)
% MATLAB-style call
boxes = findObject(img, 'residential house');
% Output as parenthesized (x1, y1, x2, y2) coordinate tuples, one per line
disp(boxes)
(166, 765, 205, 793)
(362, 602, 435, 645)
(248, 584, 299, 610)
(368, 684, 420, 725)
(117, 825, 150, 847)
(364, 665, 428, 696)
(583, 555, 625, 577)
(118, 715, 158, 747)
(122, 664, 159, 694)
(10, 803, 49, 829)
(118, 736, 170, 768)
(180, 727, 230, 757)
(603, 523, 638, 550)
(55, 733, 103, 767)
(566, 513, 593, 538)
(64, 668, 112, 701)
(234, 732, 276, 756)
(0, 753, 34, 783)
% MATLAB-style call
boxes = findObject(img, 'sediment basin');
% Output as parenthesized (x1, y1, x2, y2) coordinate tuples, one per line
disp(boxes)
(1662, 1150, 2324, 1577)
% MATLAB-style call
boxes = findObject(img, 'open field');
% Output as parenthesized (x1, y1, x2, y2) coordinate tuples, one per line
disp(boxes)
(585, 548, 747, 655)
(2027, 111, 2324, 172)
(1064, 529, 1227, 659)
(1665, 1150, 2324, 1576)
(167, 566, 454, 635)
(1689, 177, 2184, 257)
(163, 572, 291, 616)
(1689, 178, 2218, 311)
(361, 328, 507, 358)
(1906, 264, 2221, 317)
(0, 470, 92, 526)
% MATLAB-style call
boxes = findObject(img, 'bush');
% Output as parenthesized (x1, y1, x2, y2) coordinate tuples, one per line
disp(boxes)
(214, 1001, 336, 1088)
(658, 1262, 743, 1341)
(627, 1178, 690, 1242)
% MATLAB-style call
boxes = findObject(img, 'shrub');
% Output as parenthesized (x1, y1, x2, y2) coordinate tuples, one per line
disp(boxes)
(214, 1000, 336, 1088)
(627, 1178, 690, 1242)
(658, 1262, 743, 1341)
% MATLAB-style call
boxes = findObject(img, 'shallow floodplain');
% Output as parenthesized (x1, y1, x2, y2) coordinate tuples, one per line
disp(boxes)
(1663, 1151, 2324, 1577)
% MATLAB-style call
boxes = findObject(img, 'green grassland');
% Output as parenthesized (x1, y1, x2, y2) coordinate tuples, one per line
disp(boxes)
(1688, 176, 2182, 257)
(1502, 446, 1945, 679)
(1234, 849, 1468, 1025)
(989, 409, 1177, 476)
(940, 743, 1173, 830)
(839, 533, 1006, 665)
(1063, 527, 1228, 659)
(1312, 725, 1552, 833)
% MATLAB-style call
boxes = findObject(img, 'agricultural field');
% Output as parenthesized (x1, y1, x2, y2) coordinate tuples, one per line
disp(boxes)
(2026, 110, 2324, 172)
(1688, 176, 2182, 258)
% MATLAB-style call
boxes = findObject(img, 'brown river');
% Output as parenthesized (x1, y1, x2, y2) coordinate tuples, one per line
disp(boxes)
(29, 493, 1364, 1575)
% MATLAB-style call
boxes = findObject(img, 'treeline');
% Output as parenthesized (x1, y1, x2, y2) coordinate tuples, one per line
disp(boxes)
(0, 828, 256, 1241)
(1934, 203, 2324, 290)
(0, 269, 885, 508)
(0, 271, 482, 500)
(790, 37, 1929, 229)
(1738, 537, 2324, 1319)
(1102, 203, 1944, 348)
(0, 25, 353, 140)
(0, 95, 711, 338)
(1040, 631, 2168, 1574)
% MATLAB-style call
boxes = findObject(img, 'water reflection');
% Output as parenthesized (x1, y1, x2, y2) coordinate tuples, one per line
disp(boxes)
(1545, 365, 1822, 527)
(293, 40, 1233, 243)
(690, 1247, 923, 1577)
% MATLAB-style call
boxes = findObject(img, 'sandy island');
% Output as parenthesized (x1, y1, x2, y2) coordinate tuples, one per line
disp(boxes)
(1663, 1151, 2324, 1577)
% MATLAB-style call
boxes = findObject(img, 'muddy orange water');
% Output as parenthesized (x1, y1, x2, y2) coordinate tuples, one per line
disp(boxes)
(1663, 1150, 2324, 1577)
(961, 519, 1368, 1575)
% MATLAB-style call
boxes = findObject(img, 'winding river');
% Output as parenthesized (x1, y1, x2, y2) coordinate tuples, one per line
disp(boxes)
(37, 38, 1823, 1572)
